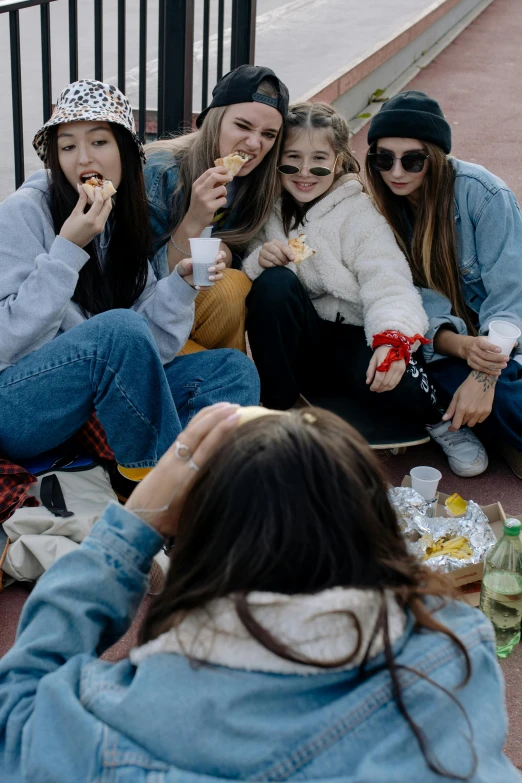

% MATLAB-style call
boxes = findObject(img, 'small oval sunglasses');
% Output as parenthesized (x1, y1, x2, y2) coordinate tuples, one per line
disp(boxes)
(278, 154, 339, 177)
(368, 150, 429, 173)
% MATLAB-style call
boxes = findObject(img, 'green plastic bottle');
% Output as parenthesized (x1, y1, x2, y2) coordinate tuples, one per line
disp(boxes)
(480, 518, 522, 659)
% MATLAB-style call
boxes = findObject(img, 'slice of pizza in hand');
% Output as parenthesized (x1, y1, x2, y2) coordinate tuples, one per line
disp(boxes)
(81, 175, 117, 204)
(288, 234, 316, 264)
(214, 151, 250, 177)
(236, 406, 288, 427)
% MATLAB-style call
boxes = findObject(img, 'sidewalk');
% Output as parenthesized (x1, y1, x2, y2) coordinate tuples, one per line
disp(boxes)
(1, 0, 522, 769)
(0, 0, 444, 199)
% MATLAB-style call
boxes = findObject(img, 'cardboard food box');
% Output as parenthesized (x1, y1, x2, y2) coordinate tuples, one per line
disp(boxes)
(400, 476, 507, 605)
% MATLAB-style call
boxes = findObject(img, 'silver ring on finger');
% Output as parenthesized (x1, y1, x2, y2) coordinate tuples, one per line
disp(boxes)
(188, 458, 200, 472)
(174, 441, 192, 462)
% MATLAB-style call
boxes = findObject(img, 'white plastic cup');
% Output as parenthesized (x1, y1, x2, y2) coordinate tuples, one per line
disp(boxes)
(189, 238, 221, 287)
(488, 320, 521, 357)
(410, 466, 442, 502)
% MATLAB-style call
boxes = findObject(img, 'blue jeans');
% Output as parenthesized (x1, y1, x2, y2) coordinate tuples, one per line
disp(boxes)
(428, 356, 522, 451)
(0, 309, 260, 467)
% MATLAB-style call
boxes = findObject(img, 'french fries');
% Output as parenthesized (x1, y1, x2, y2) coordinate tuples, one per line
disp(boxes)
(421, 535, 473, 561)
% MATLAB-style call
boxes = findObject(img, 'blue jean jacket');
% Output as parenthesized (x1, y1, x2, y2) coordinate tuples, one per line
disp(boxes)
(422, 158, 522, 362)
(0, 503, 519, 783)
(144, 149, 238, 280)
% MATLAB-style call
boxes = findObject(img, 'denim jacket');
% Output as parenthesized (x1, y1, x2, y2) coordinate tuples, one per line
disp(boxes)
(144, 149, 238, 280)
(0, 502, 519, 783)
(422, 158, 522, 362)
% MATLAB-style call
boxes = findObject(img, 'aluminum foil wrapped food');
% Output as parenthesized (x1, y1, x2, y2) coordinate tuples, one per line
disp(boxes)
(388, 487, 497, 572)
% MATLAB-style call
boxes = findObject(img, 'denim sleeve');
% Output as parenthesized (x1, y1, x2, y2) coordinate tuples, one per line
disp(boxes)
(474, 189, 522, 356)
(0, 503, 164, 778)
(421, 287, 468, 363)
(144, 155, 178, 233)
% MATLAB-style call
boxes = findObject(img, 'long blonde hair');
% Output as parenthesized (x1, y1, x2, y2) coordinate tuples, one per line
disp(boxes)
(280, 102, 360, 235)
(145, 79, 284, 250)
(365, 142, 476, 335)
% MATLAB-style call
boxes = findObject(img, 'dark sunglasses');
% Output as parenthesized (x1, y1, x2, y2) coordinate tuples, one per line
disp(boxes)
(278, 154, 338, 177)
(368, 151, 429, 173)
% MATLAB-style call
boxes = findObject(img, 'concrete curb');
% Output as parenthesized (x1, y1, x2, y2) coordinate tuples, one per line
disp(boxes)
(296, 0, 495, 130)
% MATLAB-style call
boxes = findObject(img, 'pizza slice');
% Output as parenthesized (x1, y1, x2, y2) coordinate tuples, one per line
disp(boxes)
(214, 151, 250, 177)
(81, 175, 117, 204)
(288, 234, 316, 264)
(236, 406, 288, 427)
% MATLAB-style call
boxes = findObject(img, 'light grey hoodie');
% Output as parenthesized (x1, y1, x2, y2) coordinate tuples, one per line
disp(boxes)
(0, 170, 197, 371)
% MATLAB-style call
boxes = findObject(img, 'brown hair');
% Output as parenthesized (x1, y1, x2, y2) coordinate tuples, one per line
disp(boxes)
(280, 102, 360, 234)
(365, 141, 476, 335)
(141, 409, 475, 779)
(145, 79, 284, 251)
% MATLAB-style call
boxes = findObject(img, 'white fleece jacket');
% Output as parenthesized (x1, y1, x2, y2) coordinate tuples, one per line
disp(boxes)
(242, 175, 428, 344)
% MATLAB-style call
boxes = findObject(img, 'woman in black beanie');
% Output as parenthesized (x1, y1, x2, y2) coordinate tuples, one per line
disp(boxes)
(365, 90, 522, 480)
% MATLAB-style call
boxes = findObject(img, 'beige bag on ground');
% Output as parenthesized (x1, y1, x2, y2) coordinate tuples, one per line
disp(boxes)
(2, 466, 117, 581)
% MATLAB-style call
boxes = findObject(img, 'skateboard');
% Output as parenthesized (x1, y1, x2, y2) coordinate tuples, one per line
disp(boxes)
(304, 395, 430, 455)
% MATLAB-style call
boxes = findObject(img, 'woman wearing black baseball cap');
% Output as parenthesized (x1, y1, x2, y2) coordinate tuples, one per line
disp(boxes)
(144, 65, 289, 355)
(365, 90, 522, 480)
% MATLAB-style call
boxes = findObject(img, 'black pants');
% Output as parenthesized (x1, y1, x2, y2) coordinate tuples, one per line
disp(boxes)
(246, 266, 439, 421)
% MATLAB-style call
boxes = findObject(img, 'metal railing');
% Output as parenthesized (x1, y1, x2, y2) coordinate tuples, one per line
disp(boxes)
(1, 0, 58, 187)
(1, 0, 257, 190)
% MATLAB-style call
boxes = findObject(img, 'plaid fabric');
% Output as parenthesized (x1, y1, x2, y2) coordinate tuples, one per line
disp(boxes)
(73, 414, 114, 461)
(0, 461, 39, 525)
(0, 414, 114, 524)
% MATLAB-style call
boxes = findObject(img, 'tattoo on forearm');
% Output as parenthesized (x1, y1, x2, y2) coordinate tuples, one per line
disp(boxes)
(471, 370, 498, 391)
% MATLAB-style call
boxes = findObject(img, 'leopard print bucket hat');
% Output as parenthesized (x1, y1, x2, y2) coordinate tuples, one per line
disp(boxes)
(33, 79, 146, 164)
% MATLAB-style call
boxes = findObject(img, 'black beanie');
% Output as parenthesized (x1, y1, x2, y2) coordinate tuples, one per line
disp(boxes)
(367, 90, 451, 154)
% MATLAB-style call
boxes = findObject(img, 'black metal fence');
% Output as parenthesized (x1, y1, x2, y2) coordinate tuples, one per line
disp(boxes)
(1, 0, 257, 189)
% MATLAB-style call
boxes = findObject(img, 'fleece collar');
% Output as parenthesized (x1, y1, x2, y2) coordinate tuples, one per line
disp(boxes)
(130, 587, 406, 674)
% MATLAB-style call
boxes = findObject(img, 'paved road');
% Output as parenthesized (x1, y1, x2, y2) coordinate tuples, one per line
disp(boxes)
(0, 0, 437, 198)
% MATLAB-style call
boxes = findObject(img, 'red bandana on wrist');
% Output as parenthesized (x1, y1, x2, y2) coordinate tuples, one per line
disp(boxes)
(372, 330, 431, 372)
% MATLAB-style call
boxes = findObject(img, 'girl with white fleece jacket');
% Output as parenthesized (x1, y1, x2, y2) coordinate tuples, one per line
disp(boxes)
(244, 102, 437, 420)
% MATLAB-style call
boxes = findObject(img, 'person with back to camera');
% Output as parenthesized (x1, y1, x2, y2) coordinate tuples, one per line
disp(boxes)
(144, 65, 289, 355)
(0, 401, 519, 782)
(365, 90, 522, 479)
(243, 102, 440, 426)
(0, 80, 259, 491)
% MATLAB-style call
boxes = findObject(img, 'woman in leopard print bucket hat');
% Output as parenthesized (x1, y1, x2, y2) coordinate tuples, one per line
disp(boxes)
(0, 80, 259, 489)
(33, 79, 146, 165)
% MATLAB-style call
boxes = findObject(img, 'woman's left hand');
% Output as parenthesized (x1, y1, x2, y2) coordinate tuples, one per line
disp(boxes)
(176, 251, 227, 290)
(443, 371, 496, 430)
(366, 346, 406, 392)
(125, 403, 240, 537)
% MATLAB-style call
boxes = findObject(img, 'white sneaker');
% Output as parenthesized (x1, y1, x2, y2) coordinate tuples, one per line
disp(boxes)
(426, 420, 488, 477)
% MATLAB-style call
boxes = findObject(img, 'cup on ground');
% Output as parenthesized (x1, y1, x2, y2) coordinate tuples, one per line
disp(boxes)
(410, 466, 442, 502)
(189, 237, 222, 287)
(488, 320, 521, 357)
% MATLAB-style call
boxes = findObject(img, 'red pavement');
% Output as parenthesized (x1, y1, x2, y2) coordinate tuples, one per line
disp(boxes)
(1, 0, 522, 769)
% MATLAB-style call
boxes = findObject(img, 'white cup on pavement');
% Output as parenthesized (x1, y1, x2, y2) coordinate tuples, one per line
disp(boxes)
(488, 320, 521, 357)
(410, 466, 442, 502)
(189, 238, 222, 287)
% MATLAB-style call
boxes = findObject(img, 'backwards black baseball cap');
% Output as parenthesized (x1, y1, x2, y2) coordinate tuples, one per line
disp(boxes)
(196, 64, 289, 128)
